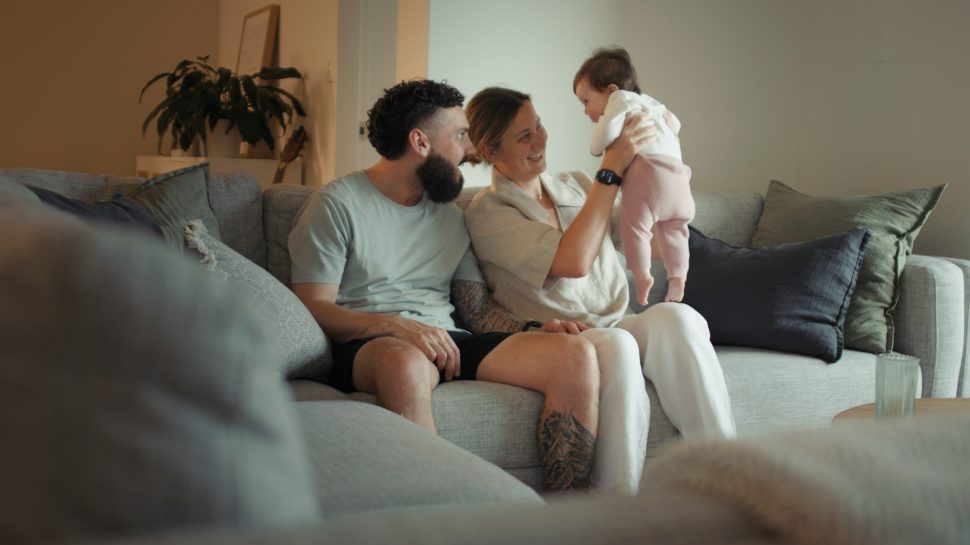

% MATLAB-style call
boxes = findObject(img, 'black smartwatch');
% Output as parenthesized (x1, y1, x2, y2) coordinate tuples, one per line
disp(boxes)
(521, 320, 544, 332)
(595, 169, 623, 186)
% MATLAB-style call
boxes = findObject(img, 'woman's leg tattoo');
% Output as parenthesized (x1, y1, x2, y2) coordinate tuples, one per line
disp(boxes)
(537, 407, 596, 492)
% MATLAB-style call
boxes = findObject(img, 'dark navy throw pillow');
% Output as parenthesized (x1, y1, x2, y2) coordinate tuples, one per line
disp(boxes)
(683, 226, 869, 363)
(27, 186, 163, 239)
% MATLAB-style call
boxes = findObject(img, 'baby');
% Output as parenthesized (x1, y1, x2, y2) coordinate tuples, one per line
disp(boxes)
(574, 47, 694, 306)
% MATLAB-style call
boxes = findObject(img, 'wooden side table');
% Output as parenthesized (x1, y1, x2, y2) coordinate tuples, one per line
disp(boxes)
(833, 398, 970, 422)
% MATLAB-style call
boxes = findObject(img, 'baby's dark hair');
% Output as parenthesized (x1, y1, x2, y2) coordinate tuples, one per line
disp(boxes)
(366, 79, 465, 159)
(573, 47, 640, 94)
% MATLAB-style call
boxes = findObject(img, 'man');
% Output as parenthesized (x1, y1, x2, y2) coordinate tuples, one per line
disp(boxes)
(289, 80, 599, 492)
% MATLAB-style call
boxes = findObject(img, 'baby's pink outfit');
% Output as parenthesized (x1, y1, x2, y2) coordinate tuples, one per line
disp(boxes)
(620, 155, 694, 276)
(590, 90, 694, 288)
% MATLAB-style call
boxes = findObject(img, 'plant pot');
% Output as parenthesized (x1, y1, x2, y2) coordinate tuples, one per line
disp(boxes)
(203, 120, 242, 158)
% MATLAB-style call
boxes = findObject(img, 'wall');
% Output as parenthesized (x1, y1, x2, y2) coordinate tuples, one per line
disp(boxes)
(219, 0, 339, 186)
(794, 0, 970, 258)
(0, 0, 219, 175)
(428, 0, 969, 258)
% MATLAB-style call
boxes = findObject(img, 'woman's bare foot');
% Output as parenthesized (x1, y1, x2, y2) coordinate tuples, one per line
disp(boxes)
(632, 269, 654, 306)
(665, 276, 686, 302)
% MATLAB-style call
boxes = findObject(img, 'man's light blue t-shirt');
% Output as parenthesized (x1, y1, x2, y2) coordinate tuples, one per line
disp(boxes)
(288, 171, 483, 330)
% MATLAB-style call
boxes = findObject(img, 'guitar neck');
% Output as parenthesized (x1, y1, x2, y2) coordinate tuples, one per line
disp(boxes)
(273, 159, 288, 184)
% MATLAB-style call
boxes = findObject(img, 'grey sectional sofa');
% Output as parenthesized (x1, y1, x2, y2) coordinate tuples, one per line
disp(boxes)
(2, 167, 969, 545)
(3, 167, 968, 494)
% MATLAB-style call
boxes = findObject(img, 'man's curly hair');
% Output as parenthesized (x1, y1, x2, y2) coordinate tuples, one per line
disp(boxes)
(366, 79, 465, 159)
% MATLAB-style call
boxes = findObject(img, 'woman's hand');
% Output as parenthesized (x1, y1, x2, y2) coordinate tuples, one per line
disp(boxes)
(600, 110, 657, 174)
(539, 319, 591, 335)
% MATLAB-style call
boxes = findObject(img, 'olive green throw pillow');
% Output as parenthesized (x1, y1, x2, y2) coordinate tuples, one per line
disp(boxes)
(127, 163, 221, 250)
(751, 180, 945, 353)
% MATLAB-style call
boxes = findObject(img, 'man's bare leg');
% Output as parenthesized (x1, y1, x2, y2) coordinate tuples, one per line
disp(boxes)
(352, 337, 440, 433)
(476, 333, 599, 492)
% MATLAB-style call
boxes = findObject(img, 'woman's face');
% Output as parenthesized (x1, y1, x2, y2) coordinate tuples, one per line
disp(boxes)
(487, 101, 548, 183)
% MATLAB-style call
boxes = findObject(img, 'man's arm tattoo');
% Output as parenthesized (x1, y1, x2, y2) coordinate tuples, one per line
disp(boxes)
(450, 279, 524, 334)
(537, 408, 595, 492)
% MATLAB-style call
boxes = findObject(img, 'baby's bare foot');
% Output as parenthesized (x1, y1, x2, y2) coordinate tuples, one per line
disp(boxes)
(665, 276, 686, 302)
(632, 269, 654, 306)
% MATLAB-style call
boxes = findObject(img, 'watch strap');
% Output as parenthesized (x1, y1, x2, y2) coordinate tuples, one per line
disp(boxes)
(595, 169, 623, 186)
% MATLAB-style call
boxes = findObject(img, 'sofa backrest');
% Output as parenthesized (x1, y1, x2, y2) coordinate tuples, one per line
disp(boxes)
(1, 168, 766, 286)
(262, 184, 765, 286)
(0, 168, 267, 268)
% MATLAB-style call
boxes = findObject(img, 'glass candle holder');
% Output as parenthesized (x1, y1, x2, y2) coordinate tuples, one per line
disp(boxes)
(875, 352, 919, 419)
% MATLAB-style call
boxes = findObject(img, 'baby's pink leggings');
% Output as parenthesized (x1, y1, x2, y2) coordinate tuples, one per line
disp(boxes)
(620, 155, 694, 277)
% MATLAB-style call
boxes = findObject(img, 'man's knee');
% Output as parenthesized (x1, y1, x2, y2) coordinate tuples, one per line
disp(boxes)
(355, 338, 438, 394)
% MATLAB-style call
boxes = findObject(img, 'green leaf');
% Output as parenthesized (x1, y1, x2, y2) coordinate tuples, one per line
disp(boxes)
(238, 113, 261, 144)
(141, 95, 174, 135)
(139, 72, 171, 102)
(254, 66, 302, 80)
(241, 76, 259, 107)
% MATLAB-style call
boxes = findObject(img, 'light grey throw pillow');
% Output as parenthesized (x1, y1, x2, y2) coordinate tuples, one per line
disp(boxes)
(184, 220, 332, 381)
(0, 209, 320, 544)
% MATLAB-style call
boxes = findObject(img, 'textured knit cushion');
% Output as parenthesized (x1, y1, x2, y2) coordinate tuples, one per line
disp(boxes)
(126, 162, 222, 250)
(751, 180, 945, 353)
(0, 209, 319, 543)
(683, 226, 870, 362)
(27, 185, 163, 239)
(183, 219, 331, 380)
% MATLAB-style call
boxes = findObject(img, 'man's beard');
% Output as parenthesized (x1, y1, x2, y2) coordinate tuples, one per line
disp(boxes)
(416, 150, 465, 203)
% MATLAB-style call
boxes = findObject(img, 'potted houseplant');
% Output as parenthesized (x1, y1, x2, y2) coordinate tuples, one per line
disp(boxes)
(139, 55, 306, 156)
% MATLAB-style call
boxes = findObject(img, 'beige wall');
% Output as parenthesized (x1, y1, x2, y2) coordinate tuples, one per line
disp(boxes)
(0, 0, 219, 175)
(219, 0, 339, 186)
(396, 0, 429, 82)
(794, 0, 970, 258)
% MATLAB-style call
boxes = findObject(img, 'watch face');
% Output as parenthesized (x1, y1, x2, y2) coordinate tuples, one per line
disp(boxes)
(596, 169, 621, 185)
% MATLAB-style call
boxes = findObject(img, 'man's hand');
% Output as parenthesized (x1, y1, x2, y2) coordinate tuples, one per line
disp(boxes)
(539, 319, 590, 335)
(385, 315, 462, 381)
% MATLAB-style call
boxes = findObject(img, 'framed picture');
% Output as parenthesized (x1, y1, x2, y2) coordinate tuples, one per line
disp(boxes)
(236, 4, 280, 77)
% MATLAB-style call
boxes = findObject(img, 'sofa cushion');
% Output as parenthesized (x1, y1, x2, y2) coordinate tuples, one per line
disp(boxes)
(297, 401, 543, 517)
(26, 185, 163, 239)
(124, 163, 222, 250)
(0, 209, 319, 543)
(751, 180, 945, 353)
(205, 171, 266, 268)
(183, 219, 332, 381)
(684, 226, 869, 362)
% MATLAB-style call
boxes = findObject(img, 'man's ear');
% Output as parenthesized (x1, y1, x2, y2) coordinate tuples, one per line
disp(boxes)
(408, 128, 432, 158)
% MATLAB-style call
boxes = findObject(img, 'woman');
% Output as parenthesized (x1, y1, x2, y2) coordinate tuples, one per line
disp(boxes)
(463, 87, 736, 448)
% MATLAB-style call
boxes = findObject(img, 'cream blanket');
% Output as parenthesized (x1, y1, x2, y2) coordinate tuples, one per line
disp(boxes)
(643, 415, 970, 545)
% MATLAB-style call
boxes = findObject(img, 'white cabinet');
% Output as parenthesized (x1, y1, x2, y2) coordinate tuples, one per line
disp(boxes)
(135, 156, 303, 189)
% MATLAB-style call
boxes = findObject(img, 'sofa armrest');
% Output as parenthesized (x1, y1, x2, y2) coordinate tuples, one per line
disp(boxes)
(936, 257, 970, 397)
(893, 255, 966, 397)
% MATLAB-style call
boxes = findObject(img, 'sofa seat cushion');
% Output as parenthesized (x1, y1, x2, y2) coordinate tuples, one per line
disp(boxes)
(717, 346, 906, 435)
(0, 209, 319, 543)
(349, 381, 545, 491)
(296, 401, 543, 517)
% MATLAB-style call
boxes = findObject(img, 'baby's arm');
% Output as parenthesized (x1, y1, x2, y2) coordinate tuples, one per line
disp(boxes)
(666, 109, 682, 135)
(590, 92, 637, 156)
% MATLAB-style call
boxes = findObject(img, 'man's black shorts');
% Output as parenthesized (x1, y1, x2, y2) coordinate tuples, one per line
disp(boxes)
(330, 331, 513, 393)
